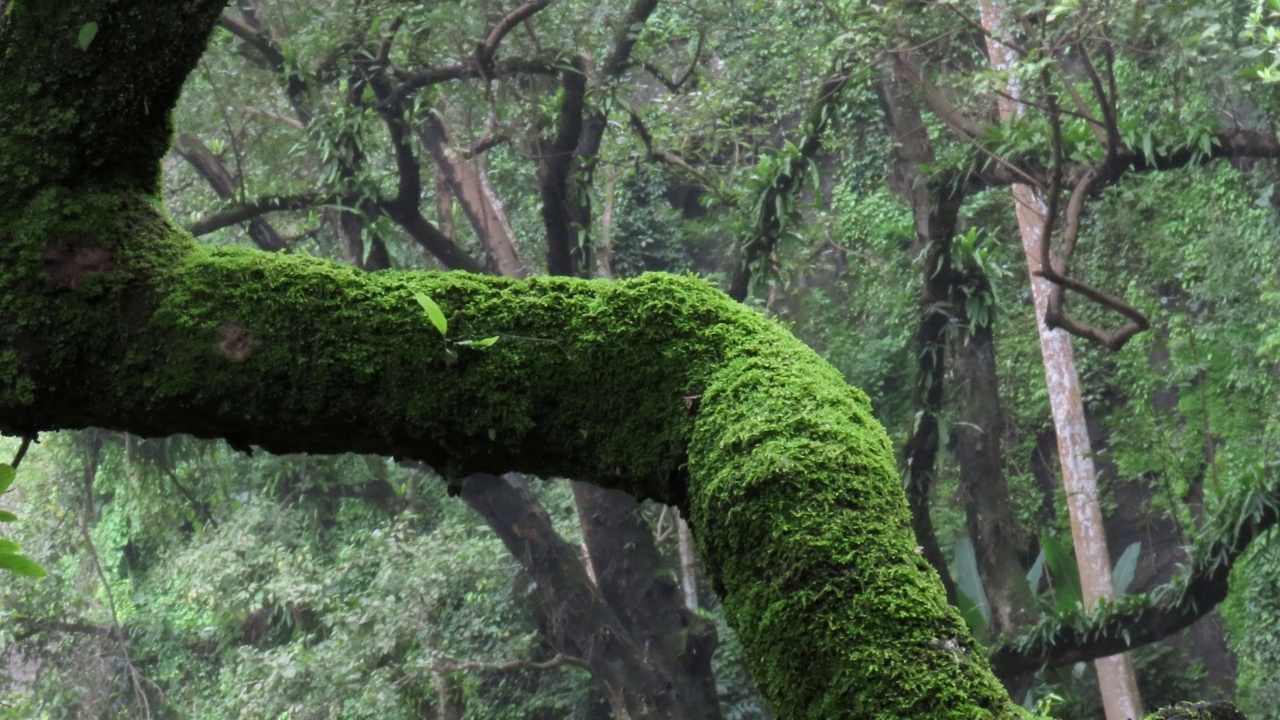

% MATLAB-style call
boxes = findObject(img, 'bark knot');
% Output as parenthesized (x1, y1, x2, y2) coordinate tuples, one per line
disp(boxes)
(42, 235, 114, 289)
(217, 323, 256, 361)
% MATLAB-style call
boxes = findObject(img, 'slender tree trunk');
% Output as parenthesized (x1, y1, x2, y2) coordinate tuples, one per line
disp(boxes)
(676, 511, 698, 612)
(978, 3, 1143, 717)
(878, 61, 962, 604)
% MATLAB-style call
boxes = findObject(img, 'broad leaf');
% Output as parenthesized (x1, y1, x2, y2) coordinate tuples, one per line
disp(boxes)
(0, 553, 46, 577)
(1112, 541, 1142, 596)
(77, 21, 99, 51)
(414, 292, 448, 337)
(456, 336, 499, 348)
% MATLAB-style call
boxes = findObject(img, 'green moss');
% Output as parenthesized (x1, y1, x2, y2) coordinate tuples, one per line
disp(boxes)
(0, 0, 224, 198)
(687, 325, 1018, 718)
(0, 193, 1022, 715)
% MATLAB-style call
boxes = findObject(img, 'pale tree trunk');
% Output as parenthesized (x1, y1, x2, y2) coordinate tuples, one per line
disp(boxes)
(978, 3, 1143, 718)
(677, 511, 698, 611)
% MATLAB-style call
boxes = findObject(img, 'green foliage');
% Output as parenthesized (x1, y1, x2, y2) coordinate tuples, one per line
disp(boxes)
(0, 462, 44, 577)
(1225, 531, 1280, 719)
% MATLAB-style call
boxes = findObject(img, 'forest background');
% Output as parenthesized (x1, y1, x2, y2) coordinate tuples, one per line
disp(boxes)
(5, 0, 1280, 718)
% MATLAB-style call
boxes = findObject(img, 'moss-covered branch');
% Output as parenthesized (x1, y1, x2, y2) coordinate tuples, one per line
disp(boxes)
(0, 1, 1027, 716)
(1, 197, 1021, 718)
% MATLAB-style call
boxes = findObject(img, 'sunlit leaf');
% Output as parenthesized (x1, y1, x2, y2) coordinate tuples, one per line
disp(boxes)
(0, 552, 46, 577)
(414, 292, 448, 337)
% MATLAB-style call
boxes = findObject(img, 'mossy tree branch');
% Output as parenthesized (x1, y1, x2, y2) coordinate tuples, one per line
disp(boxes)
(0, 3, 1024, 717)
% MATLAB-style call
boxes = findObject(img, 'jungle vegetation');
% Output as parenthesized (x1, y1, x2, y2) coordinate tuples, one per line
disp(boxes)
(4, 1, 1280, 719)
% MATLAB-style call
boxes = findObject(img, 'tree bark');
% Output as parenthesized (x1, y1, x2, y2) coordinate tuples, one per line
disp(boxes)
(572, 483, 722, 719)
(977, 2, 1143, 717)
(463, 474, 685, 718)
(878, 62, 962, 605)
(950, 291, 1036, 642)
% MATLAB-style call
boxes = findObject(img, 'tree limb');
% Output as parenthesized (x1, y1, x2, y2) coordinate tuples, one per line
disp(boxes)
(476, 0, 554, 76)
(186, 192, 334, 236)
(990, 468, 1280, 675)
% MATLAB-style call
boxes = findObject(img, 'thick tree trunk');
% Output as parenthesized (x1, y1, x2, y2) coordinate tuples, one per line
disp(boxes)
(0, 2, 1021, 716)
(881, 60, 1034, 681)
(463, 474, 685, 718)
(949, 284, 1035, 643)
(572, 483, 722, 720)
(878, 62, 963, 606)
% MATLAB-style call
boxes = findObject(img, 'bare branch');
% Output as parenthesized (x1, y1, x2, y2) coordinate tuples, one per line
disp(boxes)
(384, 57, 561, 107)
(477, 0, 554, 75)
(639, 27, 706, 92)
(12, 618, 121, 643)
(421, 652, 589, 675)
(890, 51, 990, 140)
(625, 108, 713, 188)
(187, 192, 332, 236)
(242, 106, 305, 131)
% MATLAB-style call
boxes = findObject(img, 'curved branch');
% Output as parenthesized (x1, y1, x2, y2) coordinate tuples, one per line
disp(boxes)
(187, 192, 333, 236)
(1034, 165, 1150, 351)
(639, 26, 705, 92)
(0, 209, 1019, 717)
(991, 470, 1280, 675)
(476, 0, 554, 75)
(383, 57, 561, 107)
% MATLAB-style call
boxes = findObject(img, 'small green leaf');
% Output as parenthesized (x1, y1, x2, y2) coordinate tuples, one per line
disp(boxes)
(0, 539, 19, 554)
(414, 292, 448, 337)
(0, 464, 14, 494)
(456, 336, 499, 348)
(487, 428, 497, 442)
(0, 553, 46, 577)
(0, 510, 16, 523)
(77, 21, 99, 51)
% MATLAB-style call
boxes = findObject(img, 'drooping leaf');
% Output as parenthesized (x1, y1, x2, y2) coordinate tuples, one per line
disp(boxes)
(950, 536, 991, 633)
(0, 464, 14, 494)
(0, 510, 16, 523)
(0, 539, 19, 554)
(77, 21, 99, 51)
(1112, 541, 1142, 596)
(414, 292, 448, 337)
(1041, 533, 1083, 614)
(0, 553, 46, 577)
(1025, 547, 1045, 593)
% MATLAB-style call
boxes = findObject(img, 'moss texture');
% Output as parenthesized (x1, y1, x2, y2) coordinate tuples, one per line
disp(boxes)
(0, 0, 1022, 716)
